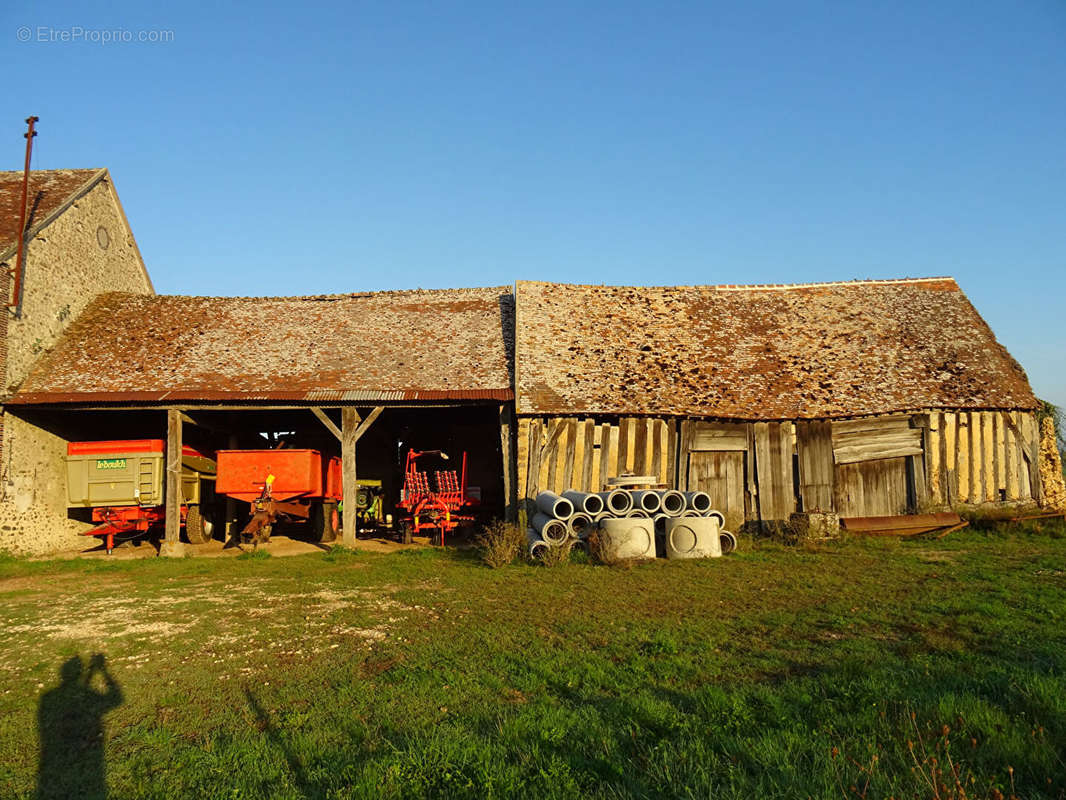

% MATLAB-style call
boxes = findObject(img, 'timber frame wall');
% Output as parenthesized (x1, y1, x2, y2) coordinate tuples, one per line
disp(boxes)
(516, 410, 1044, 526)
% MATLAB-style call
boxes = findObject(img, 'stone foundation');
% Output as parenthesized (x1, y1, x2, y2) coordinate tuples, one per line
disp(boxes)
(788, 511, 841, 541)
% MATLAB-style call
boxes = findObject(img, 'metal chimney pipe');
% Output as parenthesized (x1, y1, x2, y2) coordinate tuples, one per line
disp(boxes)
(10, 116, 38, 313)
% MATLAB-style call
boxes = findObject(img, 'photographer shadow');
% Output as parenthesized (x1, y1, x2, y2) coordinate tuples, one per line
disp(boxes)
(36, 654, 123, 800)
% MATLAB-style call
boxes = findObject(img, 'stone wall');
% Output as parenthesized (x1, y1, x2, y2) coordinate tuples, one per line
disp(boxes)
(1039, 416, 1066, 512)
(0, 414, 87, 554)
(0, 175, 153, 554)
(4, 176, 152, 390)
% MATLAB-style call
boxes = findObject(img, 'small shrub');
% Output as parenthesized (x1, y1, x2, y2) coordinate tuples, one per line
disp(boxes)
(475, 520, 526, 568)
(538, 539, 573, 567)
(587, 530, 633, 569)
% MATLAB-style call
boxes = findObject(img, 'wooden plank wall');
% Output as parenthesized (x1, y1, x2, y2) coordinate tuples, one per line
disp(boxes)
(833, 457, 909, 517)
(515, 410, 1043, 523)
(687, 451, 746, 531)
(517, 417, 676, 512)
(925, 411, 1038, 506)
(795, 421, 833, 512)
(752, 421, 796, 521)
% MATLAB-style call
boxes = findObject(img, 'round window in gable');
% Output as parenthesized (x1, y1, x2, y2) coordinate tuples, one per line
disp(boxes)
(96, 225, 110, 250)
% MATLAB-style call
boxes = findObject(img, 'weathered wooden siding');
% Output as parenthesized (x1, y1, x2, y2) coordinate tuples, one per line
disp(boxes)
(516, 409, 1042, 524)
(925, 411, 1038, 506)
(834, 457, 909, 516)
(687, 450, 746, 530)
(796, 420, 833, 512)
(517, 416, 675, 514)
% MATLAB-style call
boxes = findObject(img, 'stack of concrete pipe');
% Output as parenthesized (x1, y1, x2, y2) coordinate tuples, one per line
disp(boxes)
(528, 488, 736, 561)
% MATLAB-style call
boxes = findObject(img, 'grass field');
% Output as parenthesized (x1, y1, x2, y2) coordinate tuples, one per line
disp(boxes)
(0, 523, 1064, 799)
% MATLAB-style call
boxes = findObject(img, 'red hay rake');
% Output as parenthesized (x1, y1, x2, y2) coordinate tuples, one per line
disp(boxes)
(396, 449, 478, 545)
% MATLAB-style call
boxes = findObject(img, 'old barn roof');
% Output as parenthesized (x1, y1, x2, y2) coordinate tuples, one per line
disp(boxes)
(515, 278, 1037, 419)
(0, 168, 106, 259)
(11, 288, 514, 404)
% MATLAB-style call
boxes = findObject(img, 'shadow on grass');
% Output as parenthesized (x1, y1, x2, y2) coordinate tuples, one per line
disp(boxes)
(36, 653, 123, 800)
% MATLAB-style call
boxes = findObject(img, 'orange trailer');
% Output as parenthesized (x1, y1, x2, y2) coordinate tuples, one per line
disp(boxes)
(215, 449, 339, 545)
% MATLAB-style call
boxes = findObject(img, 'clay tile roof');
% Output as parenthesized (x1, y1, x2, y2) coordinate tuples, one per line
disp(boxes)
(11, 288, 515, 404)
(515, 278, 1037, 419)
(0, 168, 104, 258)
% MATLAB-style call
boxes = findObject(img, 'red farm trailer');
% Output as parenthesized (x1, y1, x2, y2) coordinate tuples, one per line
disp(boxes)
(66, 439, 217, 554)
(395, 449, 479, 545)
(215, 449, 340, 546)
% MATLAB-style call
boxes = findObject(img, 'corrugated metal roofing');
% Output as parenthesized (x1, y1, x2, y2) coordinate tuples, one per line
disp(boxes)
(514, 278, 1038, 419)
(0, 168, 104, 258)
(11, 288, 515, 405)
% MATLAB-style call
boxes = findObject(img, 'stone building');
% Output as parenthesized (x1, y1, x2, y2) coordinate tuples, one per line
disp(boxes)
(0, 169, 153, 551)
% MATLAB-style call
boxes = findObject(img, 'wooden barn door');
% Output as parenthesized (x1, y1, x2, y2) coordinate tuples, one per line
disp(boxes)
(687, 451, 746, 531)
(833, 457, 909, 517)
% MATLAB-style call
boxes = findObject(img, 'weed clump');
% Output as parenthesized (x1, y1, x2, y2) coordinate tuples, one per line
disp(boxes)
(537, 538, 573, 567)
(475, 520, 526, 568)
(586, 530, 633, 569)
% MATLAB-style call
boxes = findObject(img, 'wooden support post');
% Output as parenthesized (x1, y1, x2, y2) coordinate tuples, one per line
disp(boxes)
(353, 407, 384, 443)
(161, 409, 185, 557)
(341, 407, 360, 548)
(224, 431, 239, 543)
(499, 404, 517, 521)
(311, 407, 342, 441)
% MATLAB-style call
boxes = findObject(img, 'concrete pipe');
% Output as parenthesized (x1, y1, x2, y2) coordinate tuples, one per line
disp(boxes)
(599, 517, 656, 559)
(683, 491, 712, 514)
(527, 529, 550, 560)
(653, 513, 670, 537)
(659, 490, 686, 517)
(626, 509, 651, 518)
(532, 512, 570, 545)
(703, 509, 726, 530)
(631, 490, 661, 514)
(597, 489, 633, 516)
(719, 530, 738, 555)
(571, 539, 590, 555)
(535, 491, 574, 520)
(562, 490, 605, 516)
(568, 513, 594, 539)
(664, 516, 722, 560)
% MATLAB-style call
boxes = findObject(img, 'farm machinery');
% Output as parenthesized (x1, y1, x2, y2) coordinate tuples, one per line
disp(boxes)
(66, 440, 217, 554)
(395, 449, 479, 545)
(214, 449, 385, 547)
(215, 449, 341, 546)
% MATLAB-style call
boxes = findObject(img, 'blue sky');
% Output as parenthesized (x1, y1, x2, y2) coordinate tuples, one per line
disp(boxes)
(2, 1, 1064, 408)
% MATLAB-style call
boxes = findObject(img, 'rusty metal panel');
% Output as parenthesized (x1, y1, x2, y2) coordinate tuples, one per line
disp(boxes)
(514, 279, 1038, 418)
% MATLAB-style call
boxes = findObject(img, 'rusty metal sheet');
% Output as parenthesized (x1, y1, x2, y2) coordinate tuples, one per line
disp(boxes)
(12, 288, 515, 405)
(514, 278, 1038, 419)
(840, 512, 962, 534)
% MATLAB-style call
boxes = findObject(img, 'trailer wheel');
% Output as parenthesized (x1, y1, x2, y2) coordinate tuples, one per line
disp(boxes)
(310, 501, 337, 543)
(185, 505, 214, 544)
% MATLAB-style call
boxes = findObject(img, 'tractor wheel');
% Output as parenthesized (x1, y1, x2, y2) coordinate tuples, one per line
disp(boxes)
(185, 505, 214, 544)
(310, 501, 337, 543)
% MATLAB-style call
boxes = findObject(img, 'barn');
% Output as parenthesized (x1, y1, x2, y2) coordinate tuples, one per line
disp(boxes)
(512, 279, 1055, 531)
(2, 288, 515, 554)
(1, 166, 1062, 555)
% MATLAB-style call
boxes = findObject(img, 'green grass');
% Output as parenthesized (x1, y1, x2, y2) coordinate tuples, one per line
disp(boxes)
(1, 526, 1065, 799)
